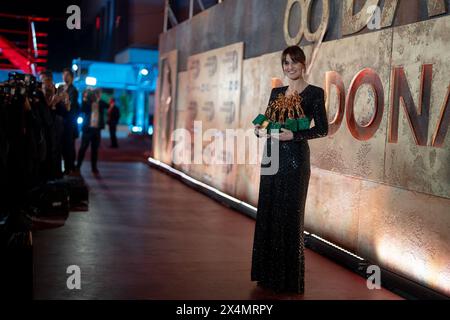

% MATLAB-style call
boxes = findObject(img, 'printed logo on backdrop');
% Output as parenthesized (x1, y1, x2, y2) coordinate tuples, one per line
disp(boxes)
(205, 56, 218, 77)
(189, 60, 201, 79)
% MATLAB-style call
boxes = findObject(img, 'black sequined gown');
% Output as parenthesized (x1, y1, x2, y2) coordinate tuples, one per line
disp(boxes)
(251, 84, 328, 293)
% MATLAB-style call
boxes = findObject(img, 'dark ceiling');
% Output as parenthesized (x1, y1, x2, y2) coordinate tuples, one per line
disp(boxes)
(0, 0, 221, 71)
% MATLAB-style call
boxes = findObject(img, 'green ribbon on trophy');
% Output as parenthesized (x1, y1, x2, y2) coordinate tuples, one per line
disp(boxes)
(252, 114, 310, 133)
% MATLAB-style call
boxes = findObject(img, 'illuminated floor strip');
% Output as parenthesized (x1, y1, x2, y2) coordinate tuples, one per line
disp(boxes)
(309, 233, 365, 261)
(147, 157, 366, 262)
(148, 157, 258, 211)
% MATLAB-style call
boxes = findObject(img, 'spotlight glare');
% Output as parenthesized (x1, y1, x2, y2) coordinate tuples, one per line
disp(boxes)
(140, 68, 149, 76)
(85, 76, 97, 86)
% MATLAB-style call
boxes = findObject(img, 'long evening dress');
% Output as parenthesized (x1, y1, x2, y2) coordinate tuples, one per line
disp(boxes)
(251, 84, 328, 293)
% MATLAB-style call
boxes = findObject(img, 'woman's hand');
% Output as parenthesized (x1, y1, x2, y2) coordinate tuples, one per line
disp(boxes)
(271, 128, 294, 141)
(254, 124, 267, 138)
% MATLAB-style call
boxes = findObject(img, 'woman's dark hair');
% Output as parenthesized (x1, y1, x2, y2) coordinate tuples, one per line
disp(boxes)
(281, 46, 306, 67)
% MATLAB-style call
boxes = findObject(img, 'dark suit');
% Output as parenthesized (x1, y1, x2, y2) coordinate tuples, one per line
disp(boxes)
(107, 105, 120, 148)
(57, 84, 79, 172)
(76, 99, 107, 171)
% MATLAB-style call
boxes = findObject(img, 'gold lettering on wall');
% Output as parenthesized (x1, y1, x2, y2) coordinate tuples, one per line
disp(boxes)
(284, 0, 330, 45)
(431, 86, 450, 147)
(346, 68, 384, 141)
(389, 65, 433, 146)
(280, 1, 449, 147)
(325, 71, 346, 136)
(341, 0, 379, 36)
(341, 0, 399, 34)
(380, 0, 399, 28)
(286, 0, 447, 41)
(304, 0, 330, 42)
(427, 0, 446, 17)
(341, 0, 446, 35)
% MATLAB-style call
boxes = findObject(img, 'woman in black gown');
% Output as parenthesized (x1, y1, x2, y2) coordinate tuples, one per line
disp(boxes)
(251, 46, 328, 294)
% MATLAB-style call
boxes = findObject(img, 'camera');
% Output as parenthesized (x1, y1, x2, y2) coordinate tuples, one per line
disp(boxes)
(0, 84, 11, 95)
(2, 72, 41, 99)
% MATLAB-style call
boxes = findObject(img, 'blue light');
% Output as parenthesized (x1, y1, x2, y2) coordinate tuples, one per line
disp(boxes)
(72, 64, 79, 71)
(136, 91, 145, 131)
(148, 125, 154, 135)
(77, 117, 84, 125)
(85, 76, 97, 86)
(132, 126, 143, 133)
(140, 68, 149, 76)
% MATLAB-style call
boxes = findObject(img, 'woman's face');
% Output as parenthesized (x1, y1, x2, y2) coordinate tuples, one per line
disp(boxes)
(283, 54, 304, 81)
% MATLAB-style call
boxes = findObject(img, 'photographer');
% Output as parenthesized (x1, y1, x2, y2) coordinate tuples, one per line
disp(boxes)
(76, 88, 107, 175)
(42, 78, 70, 179)
(0, 73, 49, 299)
(57, 68, 80, 174)
(0, 72, 84, 299)
(1, 74, 48, 191)
(107, 98, 120, 148)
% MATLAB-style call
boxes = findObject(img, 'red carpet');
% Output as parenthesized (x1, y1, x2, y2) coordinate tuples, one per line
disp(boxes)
(32, 136, 402, 300)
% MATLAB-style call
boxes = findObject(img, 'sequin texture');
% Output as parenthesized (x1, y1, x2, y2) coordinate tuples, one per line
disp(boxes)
(251, 85, 328, 294)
